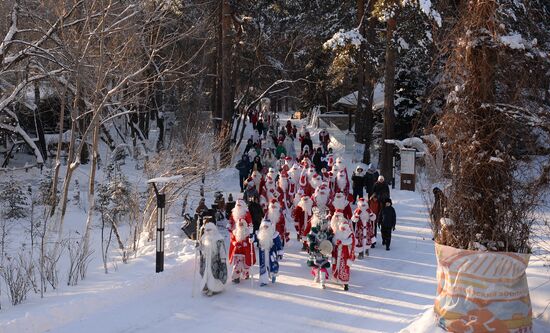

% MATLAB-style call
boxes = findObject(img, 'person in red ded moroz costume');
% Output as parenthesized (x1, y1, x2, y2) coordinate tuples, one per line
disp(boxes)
(332, 221, 355, 291)
(228, 201, 255, 283)
(292, 195, 315, 250)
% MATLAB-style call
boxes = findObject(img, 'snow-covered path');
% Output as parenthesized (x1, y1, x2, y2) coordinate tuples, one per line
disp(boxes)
(11, 189, 436, 333)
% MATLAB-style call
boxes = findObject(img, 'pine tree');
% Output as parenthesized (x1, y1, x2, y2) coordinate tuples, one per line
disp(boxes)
(0, 178, 28, 220)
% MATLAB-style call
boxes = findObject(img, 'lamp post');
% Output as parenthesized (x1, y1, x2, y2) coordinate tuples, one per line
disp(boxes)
(148, 175, 183, 273)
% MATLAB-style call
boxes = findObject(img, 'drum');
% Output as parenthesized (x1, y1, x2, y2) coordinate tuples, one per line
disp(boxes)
(319, 240, 333, 256)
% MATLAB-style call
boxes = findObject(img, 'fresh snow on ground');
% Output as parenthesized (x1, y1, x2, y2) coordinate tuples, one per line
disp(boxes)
(0, 114, 548, 333)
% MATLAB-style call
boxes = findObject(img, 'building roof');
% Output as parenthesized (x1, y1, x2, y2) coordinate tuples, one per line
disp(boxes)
(333, 83, 385, 109)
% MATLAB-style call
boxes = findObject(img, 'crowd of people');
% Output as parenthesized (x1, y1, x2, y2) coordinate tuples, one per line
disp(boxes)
(197, 118, 397, 296)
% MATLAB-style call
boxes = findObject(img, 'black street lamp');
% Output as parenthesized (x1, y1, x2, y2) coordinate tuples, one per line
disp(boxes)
(148, 175, 183, 273)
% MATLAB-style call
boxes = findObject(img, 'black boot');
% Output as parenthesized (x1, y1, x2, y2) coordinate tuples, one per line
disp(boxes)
(344, 284, 349, 291)
(232, 278, 240, 284)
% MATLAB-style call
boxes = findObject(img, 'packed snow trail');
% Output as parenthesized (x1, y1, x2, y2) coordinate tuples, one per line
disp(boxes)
(12, 192, 436, 333)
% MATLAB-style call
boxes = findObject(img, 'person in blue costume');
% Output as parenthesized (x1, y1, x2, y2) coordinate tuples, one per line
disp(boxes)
(255, 218, 283, 286)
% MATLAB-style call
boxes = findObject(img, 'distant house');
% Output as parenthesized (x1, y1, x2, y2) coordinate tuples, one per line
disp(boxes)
(332, 83, 385, 111)
(318, 84, 385, 131)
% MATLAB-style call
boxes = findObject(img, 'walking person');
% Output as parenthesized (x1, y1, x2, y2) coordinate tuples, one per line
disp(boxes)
(236, 154, 252, 192)
(301, 132, 313, 154)
(364, 164, 379, 199)
(373, 175, 390, 203)
(251, 155, 263, 173)
(197, 223, 228, 296)
(318, 129, 330, 153)
(379, 199, 396, 251)
(351, 165, 366, 204)
(257, 118, 265, 138)
(275, 140, 287, 159)
(312, 147, 325, 174)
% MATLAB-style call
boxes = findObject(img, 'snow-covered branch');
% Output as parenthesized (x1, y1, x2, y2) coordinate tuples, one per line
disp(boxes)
(323, 28, 365, 50)
(0, 3, 19, 62)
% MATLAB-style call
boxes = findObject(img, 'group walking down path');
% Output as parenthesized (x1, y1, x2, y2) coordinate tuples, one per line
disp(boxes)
(1, 113, 548, 333)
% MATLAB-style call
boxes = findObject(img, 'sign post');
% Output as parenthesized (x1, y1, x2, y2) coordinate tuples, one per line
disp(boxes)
(400, 148, 416, 191)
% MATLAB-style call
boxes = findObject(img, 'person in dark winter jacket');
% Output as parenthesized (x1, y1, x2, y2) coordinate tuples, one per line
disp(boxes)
(285, 120, 293, 137)
(256, 119, 265, 138)
(301, 132, 313, 154)
(373, 175, 390, 203)
(247, 194, 264, 233)
(364, 164, 379, 198)
(351, 165, 366, 204)
(235, 154, 252, 192)
(379, 199, 396, 250)
(312, 147, 325, 174)
(251, 155, 263, 173)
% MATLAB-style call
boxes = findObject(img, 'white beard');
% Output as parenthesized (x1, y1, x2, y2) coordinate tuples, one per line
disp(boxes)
(279, 177, 288, 191)
(266, 181, 276, 192)
(335, 228, 351, 242)
(267, 208, 281, 225)
(333, 195, 347, 210)
(331, 214, 343, 232)
(315, 191, 329, 210)
(257, 227, 274, 250)
(336, 173, 347, 190)
(202, 233, 219, 255)
(252, 174, 262, 190)
(289, 166, 301, 183)
(231, 206, 247, 223)
(233, 225, 249, 242)
(307, 169, 315, 182)
(311, 177, 321, 189)
(298, 198, 313, 215)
